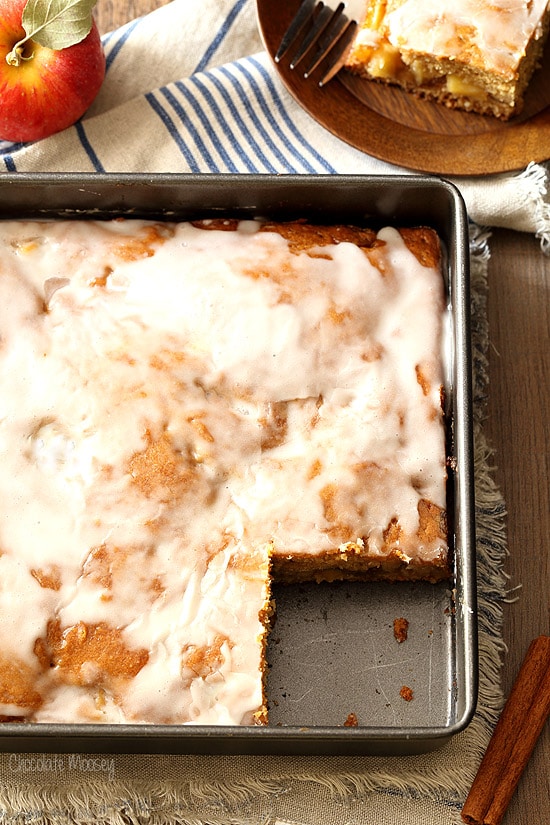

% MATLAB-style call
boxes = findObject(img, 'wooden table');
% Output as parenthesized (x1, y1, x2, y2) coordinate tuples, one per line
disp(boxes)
(94, 3, 550, 822)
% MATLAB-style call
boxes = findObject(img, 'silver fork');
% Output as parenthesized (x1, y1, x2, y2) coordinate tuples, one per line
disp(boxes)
(275, 0, 360, 86)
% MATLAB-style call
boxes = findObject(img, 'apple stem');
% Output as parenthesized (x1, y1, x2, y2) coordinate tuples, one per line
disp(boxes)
(6, 38, 33, 67)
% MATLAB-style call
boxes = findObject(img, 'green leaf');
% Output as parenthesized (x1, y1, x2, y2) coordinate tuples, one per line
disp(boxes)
(21, 0, 97, 51)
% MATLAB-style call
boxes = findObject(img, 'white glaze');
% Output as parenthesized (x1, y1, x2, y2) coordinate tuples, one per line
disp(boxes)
(0, 218, 447, 724)
(355, 0, 549, 76)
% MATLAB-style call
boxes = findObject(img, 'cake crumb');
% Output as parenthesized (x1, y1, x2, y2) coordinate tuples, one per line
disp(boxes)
(400, 685, 414, 702)
(393, 617, 409, 643)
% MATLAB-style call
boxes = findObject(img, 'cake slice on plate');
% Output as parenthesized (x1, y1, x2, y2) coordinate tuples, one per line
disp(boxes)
(345, 0, 550, 119)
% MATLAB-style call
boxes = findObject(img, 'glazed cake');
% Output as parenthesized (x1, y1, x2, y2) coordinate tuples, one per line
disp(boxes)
(345, 0, 550, 119)
(0, 217, 448, 725)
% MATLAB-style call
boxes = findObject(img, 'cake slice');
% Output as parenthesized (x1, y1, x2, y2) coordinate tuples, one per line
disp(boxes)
(345, 0, 550, 119)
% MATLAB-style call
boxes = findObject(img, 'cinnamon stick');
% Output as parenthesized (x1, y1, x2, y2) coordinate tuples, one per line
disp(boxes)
(461, 634, 550, 825)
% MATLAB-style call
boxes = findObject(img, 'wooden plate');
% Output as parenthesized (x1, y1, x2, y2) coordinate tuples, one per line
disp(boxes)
(256, 0, 550, 175)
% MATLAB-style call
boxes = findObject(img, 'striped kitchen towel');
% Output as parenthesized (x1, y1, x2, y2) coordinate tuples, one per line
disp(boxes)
(0, 0, 549, 247)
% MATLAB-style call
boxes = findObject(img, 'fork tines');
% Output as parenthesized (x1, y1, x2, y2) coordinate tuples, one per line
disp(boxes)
(275, 0, 358, 86)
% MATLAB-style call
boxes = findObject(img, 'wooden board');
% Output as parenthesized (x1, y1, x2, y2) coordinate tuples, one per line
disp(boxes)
(257, 0, 550, 175)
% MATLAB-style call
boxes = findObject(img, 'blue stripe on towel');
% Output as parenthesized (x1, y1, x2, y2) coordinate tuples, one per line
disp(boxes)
(200, 71, 280, 173)
(194, 0, 249, 74)
(159, 87, 221, 172)
(145, 91, 201, 172)
(103, 18, 142, 72)
(247, 55, 337, 174)
(229, 60, 320, 174)
(2, 154, 16, 172)
(214, 66, 301, 173)
(75, 122, 105, 172)
(218, 64, 300, 172)
(185, 76, 258, 173)
(175, 80, 242, 172)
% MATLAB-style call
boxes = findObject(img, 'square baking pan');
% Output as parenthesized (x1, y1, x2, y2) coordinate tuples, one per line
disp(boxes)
(0, 173, 476, 755)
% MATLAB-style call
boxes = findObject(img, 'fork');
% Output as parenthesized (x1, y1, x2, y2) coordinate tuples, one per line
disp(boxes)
(275, 0, 360, 86)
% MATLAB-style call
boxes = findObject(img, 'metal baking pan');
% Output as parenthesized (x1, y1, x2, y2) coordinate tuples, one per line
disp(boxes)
(0, 173, 476, 755)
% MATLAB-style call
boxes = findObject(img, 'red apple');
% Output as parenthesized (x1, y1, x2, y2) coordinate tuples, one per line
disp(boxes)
(0, 0, 105, 142)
